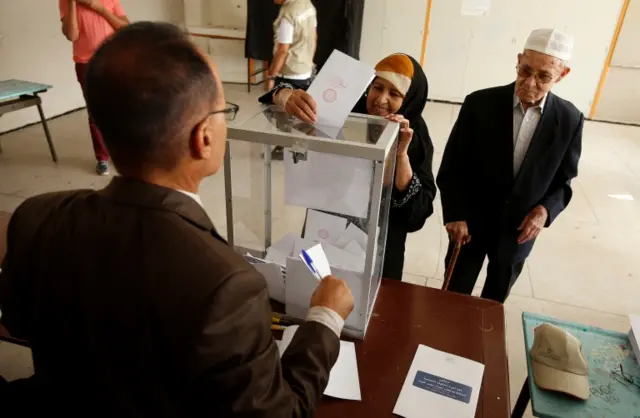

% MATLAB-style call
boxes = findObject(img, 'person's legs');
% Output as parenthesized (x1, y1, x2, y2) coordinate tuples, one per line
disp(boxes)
(482, 251, 526, 303)
(75, 63, 110, 174)
(444, 238, 487, 295)
(382, 227, 407, 281)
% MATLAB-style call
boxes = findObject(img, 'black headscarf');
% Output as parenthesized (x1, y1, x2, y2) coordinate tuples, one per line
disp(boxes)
(353, 54, 436, 233)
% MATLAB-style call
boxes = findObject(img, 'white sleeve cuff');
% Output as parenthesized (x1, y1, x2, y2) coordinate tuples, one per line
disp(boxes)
(277, 20, 294, 44)
(306, 306, 344, 338)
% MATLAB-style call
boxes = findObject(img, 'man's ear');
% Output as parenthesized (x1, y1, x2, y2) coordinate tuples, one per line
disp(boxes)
(557, 66, 571, 83)
(191, 117, 212, 160)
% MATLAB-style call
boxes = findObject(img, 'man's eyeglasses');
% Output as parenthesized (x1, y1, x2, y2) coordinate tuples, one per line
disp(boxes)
(515, 65, 555, 85)
(208, 102, 239, 122)
(611, 364, 640, 389)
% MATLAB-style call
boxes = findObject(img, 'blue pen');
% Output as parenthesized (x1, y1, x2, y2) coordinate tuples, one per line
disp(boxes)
(301, 250, 322, 281)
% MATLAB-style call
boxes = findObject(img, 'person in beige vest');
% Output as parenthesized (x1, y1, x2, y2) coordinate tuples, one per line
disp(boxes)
(268, 0, 317, 159)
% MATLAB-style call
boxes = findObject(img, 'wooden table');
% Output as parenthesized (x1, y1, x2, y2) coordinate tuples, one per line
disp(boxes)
(0, 80, 57, 162)
(315, 279, 510, 418)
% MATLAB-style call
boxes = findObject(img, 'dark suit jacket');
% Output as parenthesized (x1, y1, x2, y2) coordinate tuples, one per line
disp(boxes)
(437, 83, 583, 260)
(0, 177, 339, 417)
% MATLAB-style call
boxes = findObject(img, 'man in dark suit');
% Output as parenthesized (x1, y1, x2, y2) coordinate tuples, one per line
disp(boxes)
(437, 28, 583, 303)
(0, 22, 354, 417)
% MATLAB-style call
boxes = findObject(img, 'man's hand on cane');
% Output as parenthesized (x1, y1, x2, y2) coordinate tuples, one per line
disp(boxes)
(446, 221, 472, 245)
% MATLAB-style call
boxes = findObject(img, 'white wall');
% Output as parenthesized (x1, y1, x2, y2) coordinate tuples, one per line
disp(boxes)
(423, 0, 624, 114)
(359, 0, 428, 67)
(0, 0, 184, 134)
(359, 0, 624, 115)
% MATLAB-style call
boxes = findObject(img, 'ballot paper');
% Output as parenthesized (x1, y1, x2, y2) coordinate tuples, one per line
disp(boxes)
(335, 223, 368, 251)
(265, 233, 298, 266)
(293, 237, 317, 259)
(629, 314, 640, 362)
(304, 209, 348, 245)
(285, 151, 373, 218)
(306, 50, 375, 128)
(394, 345, 484, 418)
(271, 233, 298, 256)
(344, 240, 366, 258)
(279, 325, 362, 401)
(300, 243, 332, 279)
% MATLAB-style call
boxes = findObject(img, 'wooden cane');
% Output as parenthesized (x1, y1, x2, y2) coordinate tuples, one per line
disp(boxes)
(442, 241, 462, 291)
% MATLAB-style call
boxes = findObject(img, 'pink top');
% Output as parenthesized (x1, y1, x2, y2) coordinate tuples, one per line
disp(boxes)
(59, 0, 126, 64)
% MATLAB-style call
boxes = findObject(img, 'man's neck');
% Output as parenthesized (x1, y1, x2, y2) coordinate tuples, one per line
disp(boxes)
(125, 170, 202, 194)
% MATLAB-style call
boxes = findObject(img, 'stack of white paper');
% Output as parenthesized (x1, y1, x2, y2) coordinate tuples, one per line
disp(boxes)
(285, 256, 364, 330)
(248, 213, 368, 328)
(394, 345, 485, 418)
(279, 325, 362, 401)
(629, 314, 640, 362)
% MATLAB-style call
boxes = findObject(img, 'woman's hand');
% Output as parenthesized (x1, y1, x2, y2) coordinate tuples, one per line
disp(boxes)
(386, 114, 414, 192)
(277, 89, 317, 124)
(386, 114, 413, 157)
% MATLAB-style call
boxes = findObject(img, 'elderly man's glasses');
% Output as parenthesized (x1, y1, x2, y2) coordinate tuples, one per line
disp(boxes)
(516, 65, 555, 85)
(208, 102, 239, 122)
(611, 364, 640, 389)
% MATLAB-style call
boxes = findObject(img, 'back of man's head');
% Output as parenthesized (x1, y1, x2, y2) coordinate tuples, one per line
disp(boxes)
(86, 22, 217, 173)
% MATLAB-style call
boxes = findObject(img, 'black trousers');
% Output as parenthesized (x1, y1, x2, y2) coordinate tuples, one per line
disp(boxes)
(382, 226, 407, 281)
(444, 233, 526, 303)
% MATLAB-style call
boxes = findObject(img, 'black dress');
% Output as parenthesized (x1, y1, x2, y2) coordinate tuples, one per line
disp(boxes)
(259, 55, 436, 280)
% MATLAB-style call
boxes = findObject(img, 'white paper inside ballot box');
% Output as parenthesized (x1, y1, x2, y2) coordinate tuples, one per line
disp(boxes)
(285, 152, 373, 219)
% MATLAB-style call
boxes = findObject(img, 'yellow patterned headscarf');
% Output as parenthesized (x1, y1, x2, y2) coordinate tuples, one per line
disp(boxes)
(374, 54, 415, 97)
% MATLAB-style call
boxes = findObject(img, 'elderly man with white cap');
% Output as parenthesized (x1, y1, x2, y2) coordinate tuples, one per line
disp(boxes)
(437, 28, 583, 303)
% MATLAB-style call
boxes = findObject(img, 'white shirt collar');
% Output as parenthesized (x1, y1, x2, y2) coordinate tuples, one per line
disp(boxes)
(176, 189, 203, 207)
(514, 91, 547, 113)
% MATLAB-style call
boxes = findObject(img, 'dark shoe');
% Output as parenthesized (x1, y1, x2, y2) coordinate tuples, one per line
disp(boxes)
(271, 146, 284, 161)
(96, 161, 110, 176)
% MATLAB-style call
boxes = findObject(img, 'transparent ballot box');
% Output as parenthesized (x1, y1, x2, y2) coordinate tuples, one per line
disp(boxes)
(225, 106, 398, 339)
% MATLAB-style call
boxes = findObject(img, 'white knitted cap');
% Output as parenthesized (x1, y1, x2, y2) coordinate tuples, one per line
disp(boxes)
(524, 28, 574, 61)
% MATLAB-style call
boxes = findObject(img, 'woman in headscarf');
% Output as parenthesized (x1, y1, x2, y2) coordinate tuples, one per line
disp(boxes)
(259, 53, 436, 281)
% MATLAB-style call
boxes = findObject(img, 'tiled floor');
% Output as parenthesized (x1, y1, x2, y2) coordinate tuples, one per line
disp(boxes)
(1, 84, 639, 416)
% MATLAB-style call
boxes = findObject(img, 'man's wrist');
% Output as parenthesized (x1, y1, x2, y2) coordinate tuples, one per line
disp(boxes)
(536, 204, 549, 217)
(307, 306, 344, 337)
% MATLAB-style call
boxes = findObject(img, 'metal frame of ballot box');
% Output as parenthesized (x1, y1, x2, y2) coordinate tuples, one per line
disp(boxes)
(225, 106, 399, 339)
